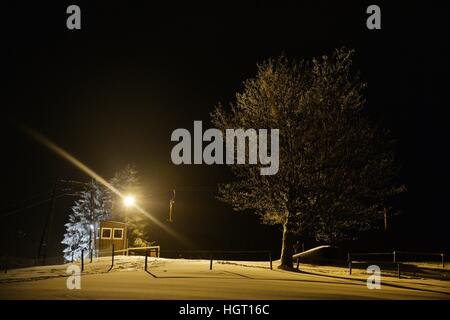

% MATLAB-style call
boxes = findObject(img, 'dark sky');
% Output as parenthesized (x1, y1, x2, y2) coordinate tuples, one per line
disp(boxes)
(3, 1, 449, 262)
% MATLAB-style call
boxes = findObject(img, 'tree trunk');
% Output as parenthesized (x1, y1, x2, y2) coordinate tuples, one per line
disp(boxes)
(279, 218, 295, 269)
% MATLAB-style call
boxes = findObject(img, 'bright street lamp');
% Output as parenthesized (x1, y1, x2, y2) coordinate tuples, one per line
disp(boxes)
(123, 195, 135, 207)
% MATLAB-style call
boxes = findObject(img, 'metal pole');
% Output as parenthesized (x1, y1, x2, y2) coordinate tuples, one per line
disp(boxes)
(349, 261, 352, 275)
(296, 258, 300, 270)
(89, 231, 92, 263)
(145, 250, 148, 271)
(111, 244, 115, 268)
(269, 252, 273, 270)
(442, 253, 445, 268)
(384, 207, 388, 230)
(393, 251, 396, 263)
(397, 263, 400, 279)
(38, 180, 58, 265)
(209, 253, 213, 270)
(89, 186, 95, 261)
(81, 249, 84, 272)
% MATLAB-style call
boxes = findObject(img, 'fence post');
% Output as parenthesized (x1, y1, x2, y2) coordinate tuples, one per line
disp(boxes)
(349, 261, 352, 275)
(90, 249, 93, 263)
(71, 252, 74, 263)
(209, 253, 213, 270)
(397, 263, 401, 279)
(393, 251, 396, 263)
(4, 256, 8, 274)
(157, 246, 160, 258)
(269, 252, 273, 270)
(111, 244, 115, 268)
(81, 249, 84, 272)
(296, 258, 300, 270)
(145, 250, 148, 271)
(442, 253, 445, 268)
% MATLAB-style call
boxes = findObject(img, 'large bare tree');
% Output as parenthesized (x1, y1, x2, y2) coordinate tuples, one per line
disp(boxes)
(212, 48, 403, 269)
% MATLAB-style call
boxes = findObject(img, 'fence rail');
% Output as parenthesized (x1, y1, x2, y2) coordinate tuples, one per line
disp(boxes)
(113, 246, 161, 257)
(347, 250, 446, 278)
(70, 247, 272, 272)
(143, 250, 273, 271)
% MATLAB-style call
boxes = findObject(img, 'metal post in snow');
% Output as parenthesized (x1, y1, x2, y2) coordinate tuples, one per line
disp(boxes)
(111, 244, 115, 268)
(269, 252, 273, 270)
(442, 253, 445, 268)
(349, 261, 352, 275)
(145, 250, 148, 271)
(209, 253, 213, 270)
(81, 249, 84, 272)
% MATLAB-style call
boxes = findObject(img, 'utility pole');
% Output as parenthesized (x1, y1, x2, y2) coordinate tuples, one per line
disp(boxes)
(89, 183, 96, 261)
(37, 179, 89, 265)
(168, 189, 175, 223)
(38, 180, 58, 265)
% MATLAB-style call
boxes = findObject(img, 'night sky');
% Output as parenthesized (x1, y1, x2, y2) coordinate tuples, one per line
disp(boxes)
(3, 1, 449, 263)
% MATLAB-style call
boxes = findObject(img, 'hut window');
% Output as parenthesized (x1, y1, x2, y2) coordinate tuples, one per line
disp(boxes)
(101, 228, 112, 239)
(113, 228, 123, 240)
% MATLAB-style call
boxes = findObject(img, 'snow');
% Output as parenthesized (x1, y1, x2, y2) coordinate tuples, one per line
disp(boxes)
(0, 256, 449, 299)
(292, 245, 334, 259)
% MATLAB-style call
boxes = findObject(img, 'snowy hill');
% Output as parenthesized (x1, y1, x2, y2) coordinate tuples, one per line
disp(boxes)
(0, 256, 449, 299)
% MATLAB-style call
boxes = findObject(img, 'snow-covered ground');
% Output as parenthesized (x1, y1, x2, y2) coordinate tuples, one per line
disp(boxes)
(0, 256, 449, 299)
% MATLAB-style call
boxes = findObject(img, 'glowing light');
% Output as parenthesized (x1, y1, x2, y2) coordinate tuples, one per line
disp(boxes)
(20, 124, 196, 248)
(123, 195, 135, 207)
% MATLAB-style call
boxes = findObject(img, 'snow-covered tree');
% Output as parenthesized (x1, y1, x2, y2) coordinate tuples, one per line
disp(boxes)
(61, 180, 112, 262)
(212, 49, 404, 269)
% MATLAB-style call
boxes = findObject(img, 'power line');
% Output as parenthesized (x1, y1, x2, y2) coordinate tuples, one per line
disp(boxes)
(0, 192, 81, 219)
(0, 189, 53, 212)
(0, 184, 219, 218)
(0, 197, 53, 218)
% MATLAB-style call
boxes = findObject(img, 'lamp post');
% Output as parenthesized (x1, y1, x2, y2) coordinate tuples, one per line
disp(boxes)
(168, 189, 175, 223)
(122, 195, 135, 249)
(89, 223, 94, 262)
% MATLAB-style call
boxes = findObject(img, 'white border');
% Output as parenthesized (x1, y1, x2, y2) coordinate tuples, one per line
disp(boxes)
(101, 227, 112, 239)
(113, 228, 124, 240)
